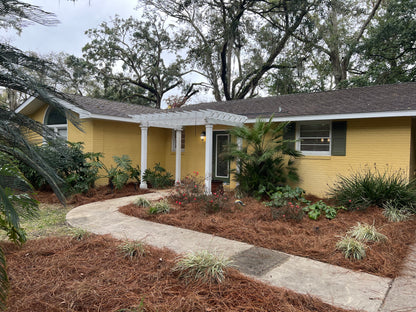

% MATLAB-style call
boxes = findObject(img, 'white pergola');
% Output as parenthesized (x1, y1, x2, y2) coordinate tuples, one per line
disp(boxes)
(130, 109, 247, 193)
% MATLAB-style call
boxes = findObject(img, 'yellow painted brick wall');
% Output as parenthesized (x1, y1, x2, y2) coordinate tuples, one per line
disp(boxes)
(163, 126, 206, 178)
(295, 117, 412, 197)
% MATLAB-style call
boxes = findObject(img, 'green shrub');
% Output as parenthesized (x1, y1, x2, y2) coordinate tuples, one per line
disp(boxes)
(148, 200, 171, 214)
(265, 185, 309, 221)
(134, 197, 151, 208)
(18, 141, 102, 195)
(336, 236, 367, 260)
(270, 202, 304, 222)
(199, 192, 231, 213)
(173, 250, 232, 283)
(103, 155, 140, 190)
(118, 241, 146, 259)
(383, 200, 412, 222)
(329, 168, 416, 211)
(70, 228, 90, 241)
(302, 200, 345, 220)
(227, 118, 301, 198)
(171, 172, 204, 204)
(144, 163, 174, 189)
(348, 222, 387, 242)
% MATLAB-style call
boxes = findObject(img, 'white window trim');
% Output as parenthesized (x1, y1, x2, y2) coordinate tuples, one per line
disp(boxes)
(295, 121, 332, 156)
(171, 130, 185, 152)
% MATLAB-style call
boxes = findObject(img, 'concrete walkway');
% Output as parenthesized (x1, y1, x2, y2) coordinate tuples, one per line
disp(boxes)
(66, 191, 416, 312)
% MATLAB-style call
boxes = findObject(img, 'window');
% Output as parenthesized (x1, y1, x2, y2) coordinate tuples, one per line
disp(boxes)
(214, 132, 230, 180)
(44, 107, 67, 140)
(171, 130, 185, 152)
(296, 122, 331, 155)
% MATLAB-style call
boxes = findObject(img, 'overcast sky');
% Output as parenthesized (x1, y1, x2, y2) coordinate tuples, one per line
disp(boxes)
(3, 0, 140, 56)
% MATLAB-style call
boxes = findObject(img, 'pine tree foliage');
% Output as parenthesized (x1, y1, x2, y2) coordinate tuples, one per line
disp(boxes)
(0, 1, 73, 309)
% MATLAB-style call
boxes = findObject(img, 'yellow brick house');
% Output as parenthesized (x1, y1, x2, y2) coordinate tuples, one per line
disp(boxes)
(16, 83, 416, 197)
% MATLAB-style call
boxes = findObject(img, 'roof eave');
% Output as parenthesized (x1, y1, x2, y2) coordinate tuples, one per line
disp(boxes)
(246, 110, 416, 123)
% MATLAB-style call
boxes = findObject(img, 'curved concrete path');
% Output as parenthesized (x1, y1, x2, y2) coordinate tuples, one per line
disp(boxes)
(66, 192, 416, 312)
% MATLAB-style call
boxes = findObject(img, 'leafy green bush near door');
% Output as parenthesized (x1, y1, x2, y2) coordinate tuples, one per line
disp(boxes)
(227, 118, 301, 198)
(143, 163, 174, 189)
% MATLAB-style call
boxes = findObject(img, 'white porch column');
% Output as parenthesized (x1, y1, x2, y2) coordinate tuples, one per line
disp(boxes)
(140, 126, 148, 189)
(204, 124, 213, 194)
(236, 137, 243, 187)
(175, 128, 182, 184)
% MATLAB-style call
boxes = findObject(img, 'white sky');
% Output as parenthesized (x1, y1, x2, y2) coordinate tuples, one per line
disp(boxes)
(3, 0, 140, 56)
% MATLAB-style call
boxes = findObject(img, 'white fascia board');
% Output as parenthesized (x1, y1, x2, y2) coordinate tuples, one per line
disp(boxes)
(246, 110, 416, 124)
(82, 113, 139, 124)
(15, 96, 37, 113)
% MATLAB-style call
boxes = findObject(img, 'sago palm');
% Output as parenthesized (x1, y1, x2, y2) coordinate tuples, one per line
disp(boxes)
(228, 117, 301, 198)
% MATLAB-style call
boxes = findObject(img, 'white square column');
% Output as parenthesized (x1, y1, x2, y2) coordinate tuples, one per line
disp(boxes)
(140, 126, 148, 189)
(175, 128, 182, 184)
(204, 124, 213, 194)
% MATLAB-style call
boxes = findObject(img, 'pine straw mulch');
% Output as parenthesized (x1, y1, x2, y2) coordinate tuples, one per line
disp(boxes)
(33, 183, 152, 206)
(120, 196, 416, 279)
(3, 234, 351, 312)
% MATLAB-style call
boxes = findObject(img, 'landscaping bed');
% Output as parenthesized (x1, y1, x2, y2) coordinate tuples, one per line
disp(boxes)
(4, 234, 351, 312)
(34, 182, 151, 206)
(120, 195, 416, 278)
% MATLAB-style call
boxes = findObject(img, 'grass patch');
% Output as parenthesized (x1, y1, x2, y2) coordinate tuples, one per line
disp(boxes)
(18, 203, 73, 239)
(173, 250, 232, 283)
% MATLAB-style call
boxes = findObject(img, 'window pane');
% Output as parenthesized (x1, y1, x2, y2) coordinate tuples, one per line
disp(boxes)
(301, 139, 330, 151)
(300, 123, 330, 138)
(172, 131, 185, 151)
(216, 134, 229, 178)
(46, 108, 66, 125)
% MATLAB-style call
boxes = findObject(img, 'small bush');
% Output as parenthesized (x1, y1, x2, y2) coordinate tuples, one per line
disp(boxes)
(134, 197, 151, 208)
(302, 200, 344, 220)
(336, 236, 367, 260)
(270, 202, 304, 222)
(103, 155, 139, 190)
(173, 250, 232, 283)
(148, 200, 171, 214)
(348, 222, 387, 242)
(144, 163, 174, 189)
(383, 200, 412, 222)
(329, 168, 416, 211)
(171, 172, 204, 205)
(199, 192, 231, 213)
(70, 228, 90, 241)
(118, 241, 146, 259)
(19, 141, 102, 195)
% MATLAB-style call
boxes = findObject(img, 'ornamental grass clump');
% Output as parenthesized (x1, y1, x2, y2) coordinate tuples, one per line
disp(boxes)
(382, 200, 413, 222)
(348, 222, 387, 242)
(173, 250, 233, 283)
(148, 200, 171, 215)
(329, 168, 416, 211)
(336, 236, 367, 260)
(118, 241, 146, 259)
(134, 197, 151, 208)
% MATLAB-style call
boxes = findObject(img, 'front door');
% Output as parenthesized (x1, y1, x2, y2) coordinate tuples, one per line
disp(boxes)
(213, 131, 230, 182)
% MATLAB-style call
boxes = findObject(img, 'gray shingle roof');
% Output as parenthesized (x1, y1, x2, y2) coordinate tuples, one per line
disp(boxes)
(179, 82, 416, 119)
(67, 94, 159, 118)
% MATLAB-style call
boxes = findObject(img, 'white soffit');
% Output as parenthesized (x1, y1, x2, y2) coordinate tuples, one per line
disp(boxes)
(130, 109, 247, 129)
